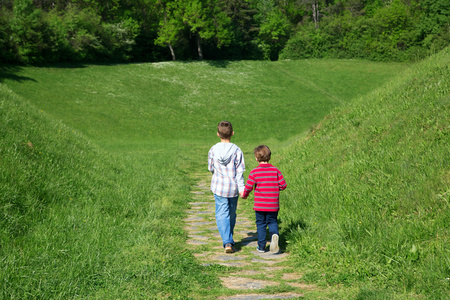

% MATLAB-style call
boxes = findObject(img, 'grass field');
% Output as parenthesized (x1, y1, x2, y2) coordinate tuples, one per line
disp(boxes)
(1, 52, 448, 299)
(277, 50, 449, 298)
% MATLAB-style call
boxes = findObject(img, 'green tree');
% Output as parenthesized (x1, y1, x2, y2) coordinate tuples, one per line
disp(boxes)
(155, 0, 185, 60)
(10, 0, 45, 63)
(222, 0, 259, 58)
(293, 0, 327, 28)
(416, 0, 450, 54)
(117, 0, 168, 62)
(255, 0, 291, 60)
(0, 7, 14, 62)
(277, 0, 307, 25)
(223, 0, 257, 41)
(183, 0, 232, 59)
(156, 0, 233, 60)
(68, 0, 122, 22)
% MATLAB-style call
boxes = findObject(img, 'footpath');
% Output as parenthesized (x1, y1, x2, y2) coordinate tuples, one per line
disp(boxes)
(184, 173, 316, 299)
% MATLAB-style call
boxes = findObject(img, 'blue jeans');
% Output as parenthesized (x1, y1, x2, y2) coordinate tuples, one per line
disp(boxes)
(214, 194, 238, 247)
(255, 211, 279, 250)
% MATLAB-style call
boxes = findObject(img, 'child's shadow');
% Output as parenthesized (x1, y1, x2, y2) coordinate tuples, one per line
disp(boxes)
(234, 232, 258, 252)
(279, 218, 308, 250)
(234, 219, 307, 253)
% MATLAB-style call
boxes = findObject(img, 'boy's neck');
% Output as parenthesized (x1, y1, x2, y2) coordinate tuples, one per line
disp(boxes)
(258, 161, 270, 164)
(220, 139, 231, 143)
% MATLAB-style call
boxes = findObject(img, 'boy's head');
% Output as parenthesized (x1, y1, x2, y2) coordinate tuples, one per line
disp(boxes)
(217, 121, 234, 140)
(254, 145, 271, 162)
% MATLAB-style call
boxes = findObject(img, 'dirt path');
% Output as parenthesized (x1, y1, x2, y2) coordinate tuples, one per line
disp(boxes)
(184, 174, 317, 299)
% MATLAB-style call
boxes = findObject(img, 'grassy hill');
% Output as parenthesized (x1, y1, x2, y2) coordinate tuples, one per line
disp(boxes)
(1, 60, 407, 148)
(0, 52, 448, 299)
(0, 82, 212, 298)
(278, 48, 449, 298)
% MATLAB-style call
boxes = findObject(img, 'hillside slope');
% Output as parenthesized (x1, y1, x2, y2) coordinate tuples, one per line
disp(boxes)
(278, 48, 449, 297)
(0, 85, 213, 298)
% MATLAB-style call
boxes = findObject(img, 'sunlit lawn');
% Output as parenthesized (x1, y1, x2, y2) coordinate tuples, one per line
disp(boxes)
(1, 58, 420, 299)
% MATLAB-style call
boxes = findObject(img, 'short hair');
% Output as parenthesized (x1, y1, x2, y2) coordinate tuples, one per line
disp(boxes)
(254, 145, 271, 162)
(217, 121, 233, 139)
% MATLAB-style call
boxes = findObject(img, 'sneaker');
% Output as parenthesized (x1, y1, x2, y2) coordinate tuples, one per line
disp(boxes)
(225, 243, 234, 253)
(270, 234, 280, 253)
(256, 247, 265, 253)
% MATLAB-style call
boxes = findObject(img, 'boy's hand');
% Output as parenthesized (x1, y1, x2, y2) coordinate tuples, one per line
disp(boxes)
(240, 192, 246, 199)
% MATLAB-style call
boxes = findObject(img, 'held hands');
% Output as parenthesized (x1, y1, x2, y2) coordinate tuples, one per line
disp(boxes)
(240, 191, 247, 199)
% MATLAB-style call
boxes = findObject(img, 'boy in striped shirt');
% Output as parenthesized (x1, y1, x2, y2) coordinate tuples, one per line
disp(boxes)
(241, 145, 287, 253)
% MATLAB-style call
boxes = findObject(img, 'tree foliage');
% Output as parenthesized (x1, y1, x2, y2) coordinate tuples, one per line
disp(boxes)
(0, 0, 448, 63)
(280, 0, 450, 61)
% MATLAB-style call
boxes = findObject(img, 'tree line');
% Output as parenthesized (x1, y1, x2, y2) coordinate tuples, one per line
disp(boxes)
(0, 0, 448, 64)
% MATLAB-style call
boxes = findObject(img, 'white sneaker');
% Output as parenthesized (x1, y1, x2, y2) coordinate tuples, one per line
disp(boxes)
(270, 234, 279, 253)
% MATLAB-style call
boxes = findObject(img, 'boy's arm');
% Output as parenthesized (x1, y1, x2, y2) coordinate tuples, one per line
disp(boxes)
(241, 174, 255, 199)
(235, 148, 245, 193)
(208, 149, 214, 174)
(278, 170, 287, 191)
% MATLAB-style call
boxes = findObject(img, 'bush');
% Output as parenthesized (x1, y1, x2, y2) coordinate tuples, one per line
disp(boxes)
(10, 0, 46, 64)
(1, 1, 142, 64)
(0, 8, 16, 63)
(280, 0, 450, 62)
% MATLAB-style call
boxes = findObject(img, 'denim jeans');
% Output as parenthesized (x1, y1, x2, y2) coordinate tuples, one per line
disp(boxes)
(255, 210, 279, 250)
(214, 194, 238, 247)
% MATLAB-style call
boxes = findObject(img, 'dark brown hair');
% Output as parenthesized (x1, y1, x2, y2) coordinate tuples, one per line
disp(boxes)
(254, 145, 271, 162)
(217, 121, 233, 139)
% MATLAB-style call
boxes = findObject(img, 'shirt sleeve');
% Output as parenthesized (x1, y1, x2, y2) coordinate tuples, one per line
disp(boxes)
(278, 169, 287, 190)
(208, 148, 214, 174)
(242, 172, 255, 198)
(235, 148, 246, 192)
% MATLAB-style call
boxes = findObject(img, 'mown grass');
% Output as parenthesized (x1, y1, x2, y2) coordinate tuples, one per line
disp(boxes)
(277, 48, 450, 298)
(2, 59, 407, 148)
(0, 84, 220, 298)
(2, 54, 446, 299)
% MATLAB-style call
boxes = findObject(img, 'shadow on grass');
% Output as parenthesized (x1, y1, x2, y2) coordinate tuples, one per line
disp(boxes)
(355, 288, 393, 300)
(205, 60, 232, 68)
(0, 65, 36, 83)
(38, 62, 87, 68)
(279, 218, 308, 251)
(177, 59, 232, 68)
(233, 232, 258, 252)
(234, 219, 308, 253)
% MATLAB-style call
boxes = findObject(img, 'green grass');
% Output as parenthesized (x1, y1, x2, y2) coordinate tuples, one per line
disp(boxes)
(0, 83, 215, 298)
(1, 53, 447, 299)
(278, 49, 450, 298)
(2, 59, 407, 148)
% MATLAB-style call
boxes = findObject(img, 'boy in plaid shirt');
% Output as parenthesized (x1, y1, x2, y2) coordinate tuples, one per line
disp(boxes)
(208, 121, 245, 253)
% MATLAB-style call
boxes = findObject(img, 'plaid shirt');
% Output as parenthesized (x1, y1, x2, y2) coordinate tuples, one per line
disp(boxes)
(208, 143, 245, 197)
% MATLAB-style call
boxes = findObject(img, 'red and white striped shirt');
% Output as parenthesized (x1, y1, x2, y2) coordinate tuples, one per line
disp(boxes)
(242, 163, 287, 212)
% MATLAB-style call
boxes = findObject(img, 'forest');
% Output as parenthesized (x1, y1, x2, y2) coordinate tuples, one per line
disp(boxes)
(0, 0, 449, 64)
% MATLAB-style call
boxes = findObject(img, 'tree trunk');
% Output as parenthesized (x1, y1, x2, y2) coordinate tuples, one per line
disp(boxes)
(312, 1, 319, 29)
(169, 44, 176, 61)
(197, 34, 204, 60)
(163, 7, 176, 61)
